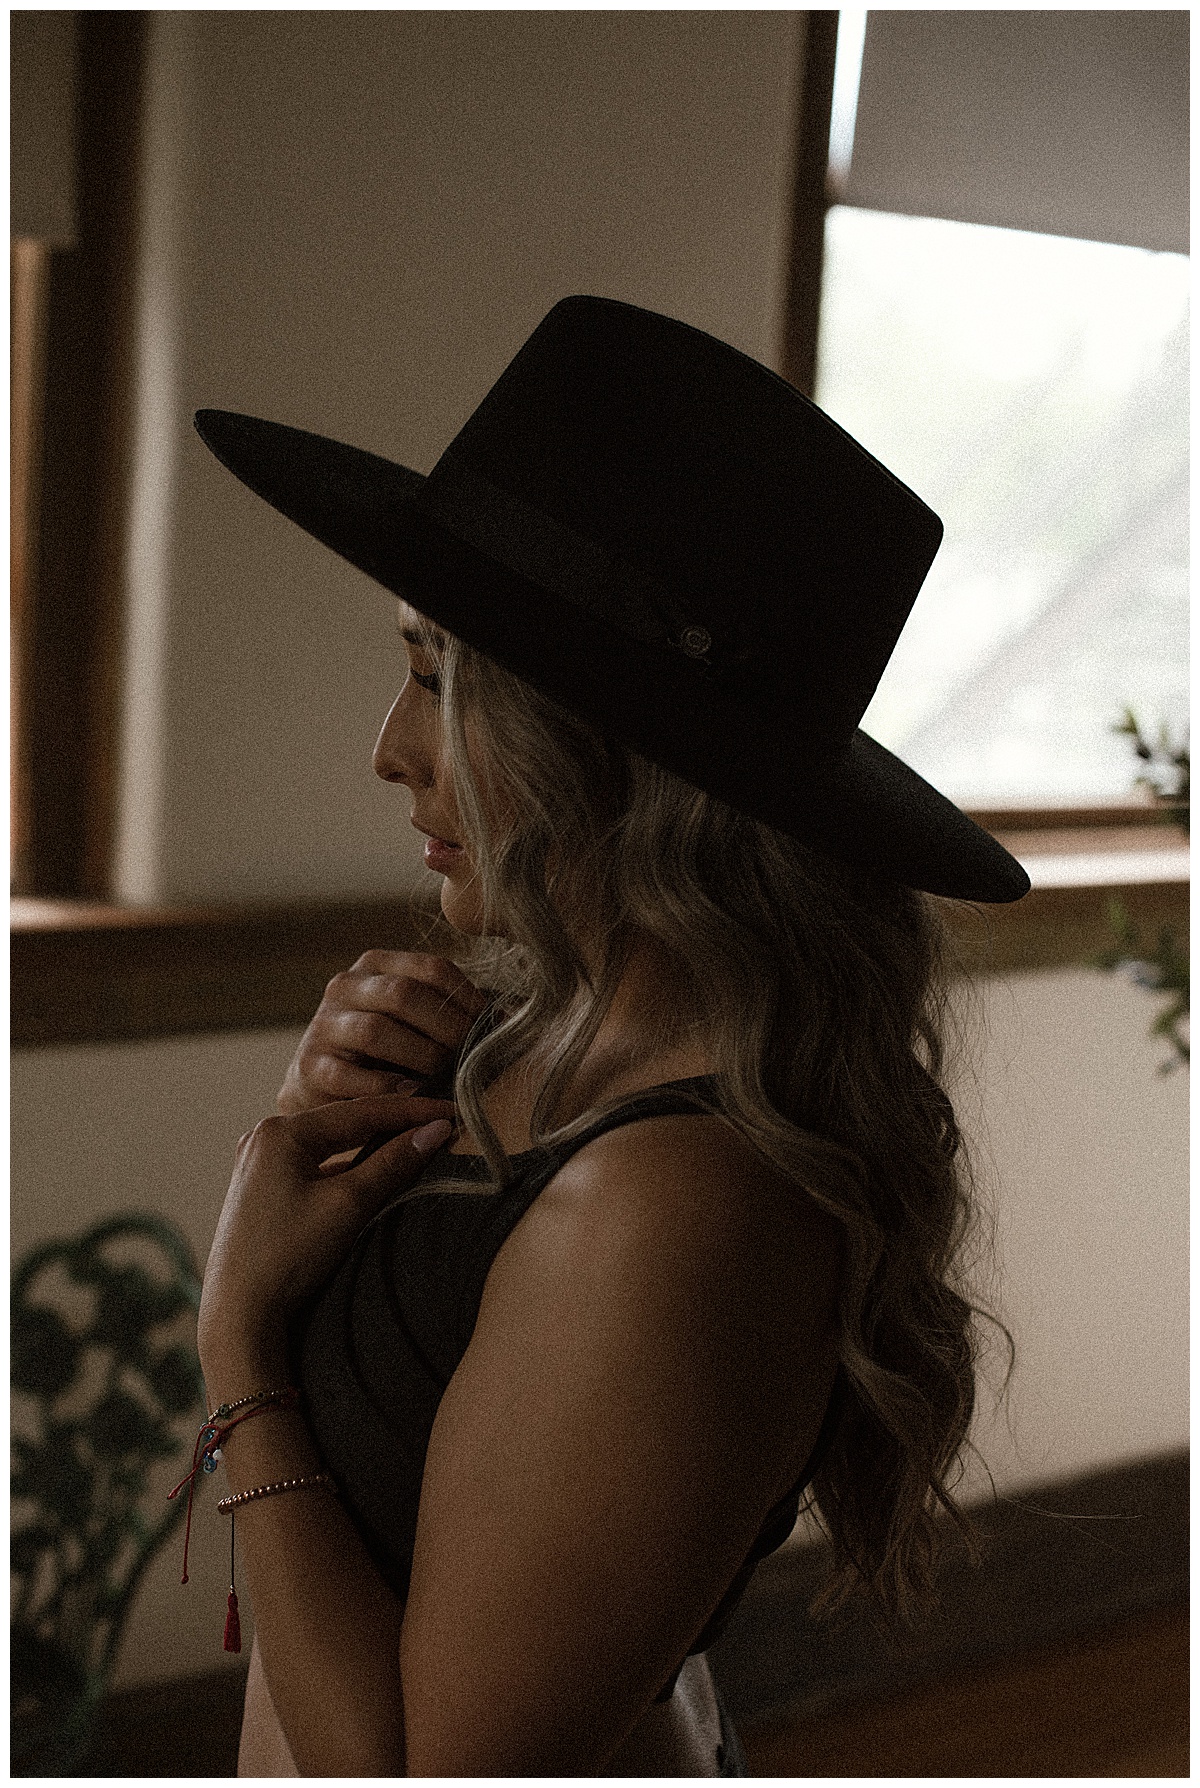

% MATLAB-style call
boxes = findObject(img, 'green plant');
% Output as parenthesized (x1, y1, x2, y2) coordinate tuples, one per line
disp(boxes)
(1113, 707, 1189, 834)
(1092, 710, 1189, 1074)
(1093, 897, 1189, 1074)
(11, 1214, 205, 1775)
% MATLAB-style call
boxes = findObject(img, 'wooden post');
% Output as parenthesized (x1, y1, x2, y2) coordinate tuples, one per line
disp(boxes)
(13, 14, 147, 897)
(780, 11, 840, 398)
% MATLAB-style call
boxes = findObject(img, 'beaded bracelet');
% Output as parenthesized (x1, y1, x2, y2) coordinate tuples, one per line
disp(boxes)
(207, 1385, 298, 1424)
(217, 1471, 338, 1514)
(167, 1384, 305, 1653)
(215, 1471, 338, 1651)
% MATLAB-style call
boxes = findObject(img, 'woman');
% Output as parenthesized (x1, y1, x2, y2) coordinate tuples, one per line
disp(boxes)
(195, 297, 1028, 1776)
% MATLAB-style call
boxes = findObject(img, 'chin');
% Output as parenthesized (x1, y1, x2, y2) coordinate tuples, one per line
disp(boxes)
(439, 873, 488, 935)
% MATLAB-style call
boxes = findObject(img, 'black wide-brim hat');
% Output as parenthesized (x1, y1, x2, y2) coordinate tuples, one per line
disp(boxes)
(196, 295, 1029, 903)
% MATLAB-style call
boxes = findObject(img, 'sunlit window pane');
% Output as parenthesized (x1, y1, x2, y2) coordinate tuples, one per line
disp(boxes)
(816, 206, 1189, 805)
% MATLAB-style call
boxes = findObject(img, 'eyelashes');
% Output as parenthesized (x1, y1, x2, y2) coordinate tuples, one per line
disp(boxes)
(409, 667, 441, 695)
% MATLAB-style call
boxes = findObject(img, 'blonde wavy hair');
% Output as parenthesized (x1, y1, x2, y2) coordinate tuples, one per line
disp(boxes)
(407, 606, 1009, 1618)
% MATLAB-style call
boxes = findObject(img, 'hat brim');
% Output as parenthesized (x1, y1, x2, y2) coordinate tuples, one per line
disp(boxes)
(194, 408, 1030, 903)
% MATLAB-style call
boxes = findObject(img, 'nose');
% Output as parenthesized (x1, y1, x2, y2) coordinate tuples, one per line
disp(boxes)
(373, 685, 431, 787)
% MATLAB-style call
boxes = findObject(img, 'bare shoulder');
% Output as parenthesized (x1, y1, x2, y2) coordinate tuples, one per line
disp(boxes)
(542, 1105, 841, 1253)
(514, 1111, 840, 1318)
(485, 1108, 843, 1487)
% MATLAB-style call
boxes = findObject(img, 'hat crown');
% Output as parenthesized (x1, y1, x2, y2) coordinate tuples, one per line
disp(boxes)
(422, 296, 943, 748)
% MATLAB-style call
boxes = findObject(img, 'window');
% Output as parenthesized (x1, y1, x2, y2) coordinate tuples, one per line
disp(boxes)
(809, 9, 1189, 811)
(817, 209, 1188, 805)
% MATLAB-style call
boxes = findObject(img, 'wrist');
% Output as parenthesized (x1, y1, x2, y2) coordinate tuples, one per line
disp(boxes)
(198, 1262, 291, 1364)
(198, 1327, 292, 1412)
(208, 1395, 324, 1492)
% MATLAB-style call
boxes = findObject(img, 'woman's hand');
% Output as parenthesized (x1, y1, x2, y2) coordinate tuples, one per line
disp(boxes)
(277, 951, 491, 1113)
(198, 1092, 456, 1373)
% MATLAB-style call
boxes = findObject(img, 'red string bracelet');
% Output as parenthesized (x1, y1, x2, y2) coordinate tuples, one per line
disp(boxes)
(167, 1386, 300, 1593)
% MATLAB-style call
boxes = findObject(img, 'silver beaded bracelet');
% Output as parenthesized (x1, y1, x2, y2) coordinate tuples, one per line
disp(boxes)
(216, 1471, 338, 1515)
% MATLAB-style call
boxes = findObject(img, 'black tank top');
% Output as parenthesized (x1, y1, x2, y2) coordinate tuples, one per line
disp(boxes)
(295, 1074, 842, 1697)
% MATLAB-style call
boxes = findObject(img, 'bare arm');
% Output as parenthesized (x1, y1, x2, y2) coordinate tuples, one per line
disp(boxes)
(205, 1378, 407, 1776)
(239, 1639, 297, 1777)
(203, 1104, 839, 1775)
(399, 1113, 841, 1774)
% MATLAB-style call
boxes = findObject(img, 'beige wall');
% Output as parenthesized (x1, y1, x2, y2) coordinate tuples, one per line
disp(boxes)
(12, 1027, 300, 1691)
(956, 970, 1188, 1498)
(114, 9, 803, 904)
(11, 966, 1187, 1688)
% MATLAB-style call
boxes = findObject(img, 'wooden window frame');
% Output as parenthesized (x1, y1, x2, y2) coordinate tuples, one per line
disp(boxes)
(10, 10, 1187, 1049)
(11, 13, 146, 901)
(781, 10, 840, 397)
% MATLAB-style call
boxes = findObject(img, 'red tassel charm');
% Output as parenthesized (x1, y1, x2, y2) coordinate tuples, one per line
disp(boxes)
(224, 1588, 242, 1653)
(223, 1510, 241, 1652)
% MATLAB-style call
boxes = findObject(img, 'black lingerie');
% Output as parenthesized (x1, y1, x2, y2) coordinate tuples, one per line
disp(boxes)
(294, 1073, 842, 1698)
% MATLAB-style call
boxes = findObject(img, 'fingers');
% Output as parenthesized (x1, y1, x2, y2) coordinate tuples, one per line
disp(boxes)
(296, 1055, 421, 1104)
(277, 1050, 418, 1115)
(344, 952, 491, 1033)
(316, 955, 488, 1072)
(278, 954, 491, 1116)
(258, 1093, 458, 1166)
(325, 1007, 451, 1078)
(336, 1116, 457, 1195)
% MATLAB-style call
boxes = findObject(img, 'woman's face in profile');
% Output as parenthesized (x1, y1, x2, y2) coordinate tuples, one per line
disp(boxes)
(372, 604, 487, 934)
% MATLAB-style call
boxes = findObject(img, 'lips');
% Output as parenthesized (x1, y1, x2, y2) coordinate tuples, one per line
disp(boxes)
(411, 819, 461, 848)
(416, 825, 465, 874)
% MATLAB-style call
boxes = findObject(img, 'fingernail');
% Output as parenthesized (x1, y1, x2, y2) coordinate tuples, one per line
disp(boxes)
(410, 1119, 453, 1156)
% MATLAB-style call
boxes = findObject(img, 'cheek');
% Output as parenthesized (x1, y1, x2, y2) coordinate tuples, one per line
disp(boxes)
(462, 722, 514, 837)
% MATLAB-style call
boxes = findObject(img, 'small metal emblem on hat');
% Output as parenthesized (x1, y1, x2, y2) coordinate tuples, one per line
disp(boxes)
(678, 625, 712, 659)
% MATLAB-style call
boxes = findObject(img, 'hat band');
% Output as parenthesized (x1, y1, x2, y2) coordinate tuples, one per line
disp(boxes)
(414, 454, 726, 673)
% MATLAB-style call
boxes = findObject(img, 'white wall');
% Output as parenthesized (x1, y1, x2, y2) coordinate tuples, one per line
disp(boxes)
(115, 9, 803, 904)
(957, 969, 1188, 1497)
(11, 965, 1187, 1688)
